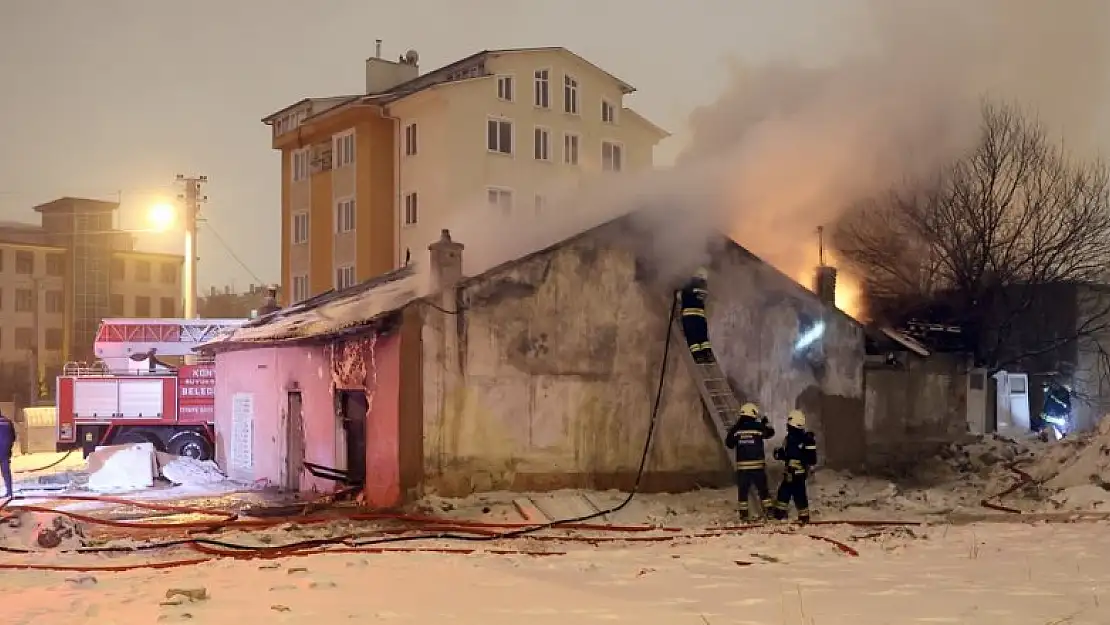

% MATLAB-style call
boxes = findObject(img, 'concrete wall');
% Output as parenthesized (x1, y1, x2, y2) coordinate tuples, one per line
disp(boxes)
(863, 354, 970, 470)
(213, 345, 336, 493)
(419, 223, 865, 496)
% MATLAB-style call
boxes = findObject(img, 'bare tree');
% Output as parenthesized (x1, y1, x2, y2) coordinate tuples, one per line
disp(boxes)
(836, 101, 1110, 373)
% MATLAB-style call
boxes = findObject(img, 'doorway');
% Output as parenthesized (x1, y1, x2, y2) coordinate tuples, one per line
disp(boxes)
(285, 391, 305, 492)
(339, 390, 368, 485)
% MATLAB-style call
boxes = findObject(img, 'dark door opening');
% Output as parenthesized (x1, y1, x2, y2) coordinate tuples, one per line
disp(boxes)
(286, 391, 304, 492)
(339, 390, 368, 485)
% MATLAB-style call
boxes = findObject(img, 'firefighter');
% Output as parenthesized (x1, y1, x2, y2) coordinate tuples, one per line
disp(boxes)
(772, 409, 818, 523)
(679, 267, 713, 364)
(1041, 380, 1072, 440)
(725, 402, 776, 520)
(0, 410, 15, 499)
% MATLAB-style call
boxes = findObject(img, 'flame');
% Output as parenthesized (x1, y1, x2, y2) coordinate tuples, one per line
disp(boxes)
(793, 250, 866, 321)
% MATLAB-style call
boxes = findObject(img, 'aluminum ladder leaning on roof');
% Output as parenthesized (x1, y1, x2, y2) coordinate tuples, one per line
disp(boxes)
(670, 294, 742, 455)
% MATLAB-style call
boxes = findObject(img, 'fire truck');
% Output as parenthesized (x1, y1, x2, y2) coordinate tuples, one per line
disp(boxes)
(55, 318, 246, 460)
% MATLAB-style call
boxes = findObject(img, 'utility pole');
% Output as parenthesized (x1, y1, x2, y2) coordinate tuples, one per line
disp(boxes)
(175, 175, 207, 319)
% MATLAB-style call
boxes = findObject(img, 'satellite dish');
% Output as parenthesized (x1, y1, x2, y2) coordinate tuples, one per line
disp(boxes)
(404, 49, 419, 65)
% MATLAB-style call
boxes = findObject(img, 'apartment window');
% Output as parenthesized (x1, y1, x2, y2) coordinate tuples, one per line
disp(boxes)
(487, 188, 513, 215)
(292, 274, 309, 303)
(292, 148, 310, 182)
(563, 133, 580, 165)
(602, 141, 624, 172)
(334, 131, 355, 168)
(335, 265, 356, 290)
(110, 294, 125, 316)
(601, 99, 617, 124)
(496, 75, 514, 102)
(15, 288, 33, 312)
(14, 328, 32, 350)
(45, 252, 65, 276)
(45, 328, 63, 351)
(133, 260, 150, 282)
(563, 74, 579, 115)
(403, 192, 419, 227)
(15, 250, 33, 274)
(0, 249, 5, 271)
(292, 211, 309, 245)
(160, 296, 176, 317)
(135, 296, 152, 317)
(404, 123, 418, 156)
(532, 126, 553, 162)
(534, 194, 548, 214)
(45, 290, 63, 314)
(160, 262, 176, 283)
(0, 288, 4, 310)
(336, 198, 356, 233)
(487, 118, 513, 155)
(111, 257, 125, 280)
(534, 69, 550, 108)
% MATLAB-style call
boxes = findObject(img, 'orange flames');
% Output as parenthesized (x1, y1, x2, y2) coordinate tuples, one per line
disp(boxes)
(794, 250, 866, 321)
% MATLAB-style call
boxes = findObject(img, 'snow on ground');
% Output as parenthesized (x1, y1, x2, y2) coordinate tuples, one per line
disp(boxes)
(3, 521, 1110, 624)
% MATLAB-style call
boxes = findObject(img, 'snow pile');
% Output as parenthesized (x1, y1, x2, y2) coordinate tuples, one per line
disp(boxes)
(86, 443, 157, 492)
(160, 457, 226, 486)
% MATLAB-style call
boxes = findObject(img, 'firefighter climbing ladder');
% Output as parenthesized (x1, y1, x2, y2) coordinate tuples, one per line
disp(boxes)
(671, 298, 742, 454)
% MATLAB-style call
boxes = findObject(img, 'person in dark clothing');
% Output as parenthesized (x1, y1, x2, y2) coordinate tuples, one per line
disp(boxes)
(679, 267, 713, 364)
(772, 410, 818, 523)
(1040, 380, 1072, 439)
(725, 402, 776, 520)
(0, 410, 16, 499)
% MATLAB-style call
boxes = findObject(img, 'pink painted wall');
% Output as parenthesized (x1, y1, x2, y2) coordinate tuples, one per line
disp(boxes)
(214, 345, 338, 494)
(363, 333, 402, 508)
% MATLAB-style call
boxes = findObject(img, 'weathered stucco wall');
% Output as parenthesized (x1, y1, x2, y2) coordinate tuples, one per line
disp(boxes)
(214, 345, 336, 493)
(420, 222, 866, 496)
(707, 245, 865, 469)
(863, 354, 969, 470)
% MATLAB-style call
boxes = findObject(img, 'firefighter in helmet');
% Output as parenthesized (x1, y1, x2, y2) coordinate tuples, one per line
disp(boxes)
(772, 409, 819, 523)
(679, 267, 713, 364)
(725, 402, 775, 520)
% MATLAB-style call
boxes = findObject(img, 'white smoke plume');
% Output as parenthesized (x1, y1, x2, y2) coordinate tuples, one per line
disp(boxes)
(441, 0, 1110, 312)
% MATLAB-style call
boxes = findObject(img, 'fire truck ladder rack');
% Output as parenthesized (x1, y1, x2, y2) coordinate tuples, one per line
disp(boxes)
(670, 299, 740, 455)
(62, 361, 111, 377)
(95, 318, 244, 346)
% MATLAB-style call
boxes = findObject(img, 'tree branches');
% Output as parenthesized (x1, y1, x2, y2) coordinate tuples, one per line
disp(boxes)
(835, 101, 1110, 369)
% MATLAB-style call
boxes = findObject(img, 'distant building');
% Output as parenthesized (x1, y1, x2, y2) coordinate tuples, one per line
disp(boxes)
(264, 46, 668, 305)
(0, 197, 183, 402)
(198, 284, 272, 319)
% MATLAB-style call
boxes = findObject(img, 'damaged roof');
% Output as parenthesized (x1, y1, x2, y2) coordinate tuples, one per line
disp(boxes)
(203, 265, 422, 350)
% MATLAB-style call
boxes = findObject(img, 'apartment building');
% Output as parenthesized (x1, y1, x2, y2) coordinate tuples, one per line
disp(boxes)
(264, 46, 668, 305)
(0, 198, 183, 400)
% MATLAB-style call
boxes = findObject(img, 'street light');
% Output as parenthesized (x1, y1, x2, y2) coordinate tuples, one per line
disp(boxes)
(144, 197, 198, 321)
(147, 202, 176, 232)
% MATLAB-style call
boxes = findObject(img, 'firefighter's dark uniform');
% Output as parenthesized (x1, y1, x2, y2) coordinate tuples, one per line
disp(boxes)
(725, 408, 775, 519)
(772, 422, 818, 523)
(679, 274, 713, 364)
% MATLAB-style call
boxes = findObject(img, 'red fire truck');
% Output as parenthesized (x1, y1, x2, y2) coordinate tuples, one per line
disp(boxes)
(55, 318, 246, 460)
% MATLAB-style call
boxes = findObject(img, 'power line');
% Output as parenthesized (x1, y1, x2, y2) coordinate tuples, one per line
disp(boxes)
(201, 220, 265, 285)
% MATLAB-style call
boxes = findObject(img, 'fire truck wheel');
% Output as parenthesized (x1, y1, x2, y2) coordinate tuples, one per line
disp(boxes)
(167, 431, 213, 461)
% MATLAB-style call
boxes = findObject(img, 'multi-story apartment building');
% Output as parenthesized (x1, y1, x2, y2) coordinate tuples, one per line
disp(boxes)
(0, 197, 183, 401)
(264, 46, 668, 304)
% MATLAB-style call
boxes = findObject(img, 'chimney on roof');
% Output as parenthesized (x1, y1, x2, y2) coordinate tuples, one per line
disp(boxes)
(258, 285, 280, 317)
(429, 229, 464, 292)
(365, 43, 419, 94)
(813, 226, 837, 308)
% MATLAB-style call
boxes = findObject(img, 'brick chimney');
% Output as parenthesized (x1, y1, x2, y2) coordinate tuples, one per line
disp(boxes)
(428, 229, 464, 292)
(257, 285, 280, 316)
(814, 265, 837, 307)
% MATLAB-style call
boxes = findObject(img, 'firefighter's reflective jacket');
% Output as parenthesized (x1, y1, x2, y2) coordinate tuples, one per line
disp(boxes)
(725, 415, 775, 470)
(775, 428, 818, 477)
(679, 277, 708, 317)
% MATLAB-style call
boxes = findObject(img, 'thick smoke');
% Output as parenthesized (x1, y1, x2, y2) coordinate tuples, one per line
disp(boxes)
(441, 0, 1109, 298)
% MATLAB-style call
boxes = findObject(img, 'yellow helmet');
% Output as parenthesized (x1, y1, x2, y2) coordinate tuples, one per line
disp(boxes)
(738, 403, 760, 418)
(787, 409, 807, 429)
(695, 267, 709, 281)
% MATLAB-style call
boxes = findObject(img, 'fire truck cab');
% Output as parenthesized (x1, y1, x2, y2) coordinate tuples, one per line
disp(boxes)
(55, 318, 245, 460)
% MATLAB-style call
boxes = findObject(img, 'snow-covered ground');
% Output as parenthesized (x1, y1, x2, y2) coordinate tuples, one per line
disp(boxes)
(3, 521, 1110, 624)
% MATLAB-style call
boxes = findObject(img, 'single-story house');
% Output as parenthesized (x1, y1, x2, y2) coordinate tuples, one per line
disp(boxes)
(202, 215, 868, 507)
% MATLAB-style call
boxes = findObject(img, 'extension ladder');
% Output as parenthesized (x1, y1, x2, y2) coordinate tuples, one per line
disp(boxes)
(671, 300, 742, 455)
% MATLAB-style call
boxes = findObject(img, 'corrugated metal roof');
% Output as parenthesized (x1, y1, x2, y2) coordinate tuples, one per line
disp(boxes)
(205, 265, 422, 348)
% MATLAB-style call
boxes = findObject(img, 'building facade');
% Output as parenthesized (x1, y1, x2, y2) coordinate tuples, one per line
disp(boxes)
(0, 197, 183, 403)
(206, 219, 866, 507)
(265, 46, 668, 306)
